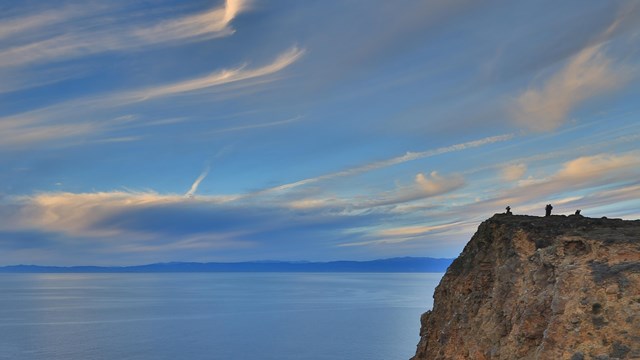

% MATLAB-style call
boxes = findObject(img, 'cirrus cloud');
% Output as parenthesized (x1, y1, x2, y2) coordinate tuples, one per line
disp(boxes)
(0, 0, 250, 68)
(0, 189, 391, 264)
(512, 44, 629, 132)
(0, 46, 305, 148)
(501, 163, 527, 181)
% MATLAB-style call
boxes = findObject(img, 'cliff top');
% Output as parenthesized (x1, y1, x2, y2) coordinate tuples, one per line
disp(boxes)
(485, 213, 640, 245)
(488, 213, 639, 226)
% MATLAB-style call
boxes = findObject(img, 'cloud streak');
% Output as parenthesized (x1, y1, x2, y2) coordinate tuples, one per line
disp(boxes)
(0, 46, 304, 148)
(266, 134, 513, 193)
(0, 121, 98, 149)
(360, 171, 465, 208)
(208, 115, 304, 134)
(289, 171, 465, 210)
(0, 4, 108, 42)
(0, 189, 391, 264)
(344, 152, 640, 250)
(430, 151, 640, 222)
(2, 151, 638, 263)
(127, 46, 304, 101)
(134, 0, 250, 43)
(185, 166, 210, 198)
(501, 163, 527, 181)
(0, 0, 249, 68)
(338, 222, 463, 247)
(512, 44, 629, 132)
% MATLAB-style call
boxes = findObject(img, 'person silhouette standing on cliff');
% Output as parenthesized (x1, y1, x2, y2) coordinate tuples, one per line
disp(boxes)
(545, 204, 553, 217)
(505, 206, 512, 215)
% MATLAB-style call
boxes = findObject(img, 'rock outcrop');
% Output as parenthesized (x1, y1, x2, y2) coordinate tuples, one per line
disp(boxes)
(412, 214, 640, 360)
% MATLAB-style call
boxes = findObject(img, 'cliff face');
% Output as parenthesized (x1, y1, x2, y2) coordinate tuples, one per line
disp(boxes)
(412, 214, 640, 360)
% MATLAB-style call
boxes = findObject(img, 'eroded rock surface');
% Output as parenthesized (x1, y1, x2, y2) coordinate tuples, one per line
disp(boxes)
(412, 214, 640, 360)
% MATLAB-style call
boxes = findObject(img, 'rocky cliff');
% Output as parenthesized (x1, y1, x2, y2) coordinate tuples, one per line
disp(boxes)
(412, 214, 640, 360)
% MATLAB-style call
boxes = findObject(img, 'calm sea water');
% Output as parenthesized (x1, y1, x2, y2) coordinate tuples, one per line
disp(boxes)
(0, 273, 442, 360)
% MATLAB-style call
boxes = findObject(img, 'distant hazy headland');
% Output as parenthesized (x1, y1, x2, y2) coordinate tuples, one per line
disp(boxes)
(0, 257, 452, 273)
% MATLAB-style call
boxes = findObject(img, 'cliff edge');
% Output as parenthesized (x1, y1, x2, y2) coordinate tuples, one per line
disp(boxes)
(412, 214, 640, 360)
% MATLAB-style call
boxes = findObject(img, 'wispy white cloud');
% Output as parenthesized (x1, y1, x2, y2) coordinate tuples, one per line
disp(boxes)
(0, 0, 249, 68)
(133, 0, 250, 43)
(8, 191, 237, 238)
(113, 233, 254, 254)
(288, 171, 465, 210)
(0, 121, 98, 149)
(2, 152, 638, 262)
(341, 152, 640, 249)
(512, 44, 629, 132)
(0, 5, 101, 41)
(3, 169, 462, 250)
(0, 66, 84, 94)
(558, 183, 640, 216)
(84, 136, 143, 144)
(185, 166, 210, 198)
(501, 163, 527, 181)
(208, 115, 304, 134)
(0, 47, 304, 148)
(266, 134, 513, 193)
(553, 153, 639, 184)
(360, 171, 465, 208)
(0, 188, 385, 264)
(436, 151, 640, 220)
(127, 46, 304, 101)
(338, 222, 462, 247)
(415, 172, 463, 195)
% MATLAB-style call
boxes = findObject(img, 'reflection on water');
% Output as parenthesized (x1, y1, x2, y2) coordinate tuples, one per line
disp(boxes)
(0, 273, 442, 360)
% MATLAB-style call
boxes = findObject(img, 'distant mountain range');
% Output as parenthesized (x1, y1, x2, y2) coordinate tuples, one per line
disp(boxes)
(0, 257, 453, 273)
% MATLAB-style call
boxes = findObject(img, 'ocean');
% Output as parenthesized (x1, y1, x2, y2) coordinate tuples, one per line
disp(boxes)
(0, 273, 442, 360)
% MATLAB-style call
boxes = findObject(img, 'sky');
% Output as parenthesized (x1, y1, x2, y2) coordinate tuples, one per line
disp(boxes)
(1, 0, 639, 265)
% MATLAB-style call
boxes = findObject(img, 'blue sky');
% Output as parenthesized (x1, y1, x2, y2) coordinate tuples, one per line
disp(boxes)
(1, 0, 639, 265)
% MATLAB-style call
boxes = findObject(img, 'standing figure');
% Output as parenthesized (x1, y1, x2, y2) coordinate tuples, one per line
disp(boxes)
(505, 206, 512, 215)
(545, 204, 553, 217)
